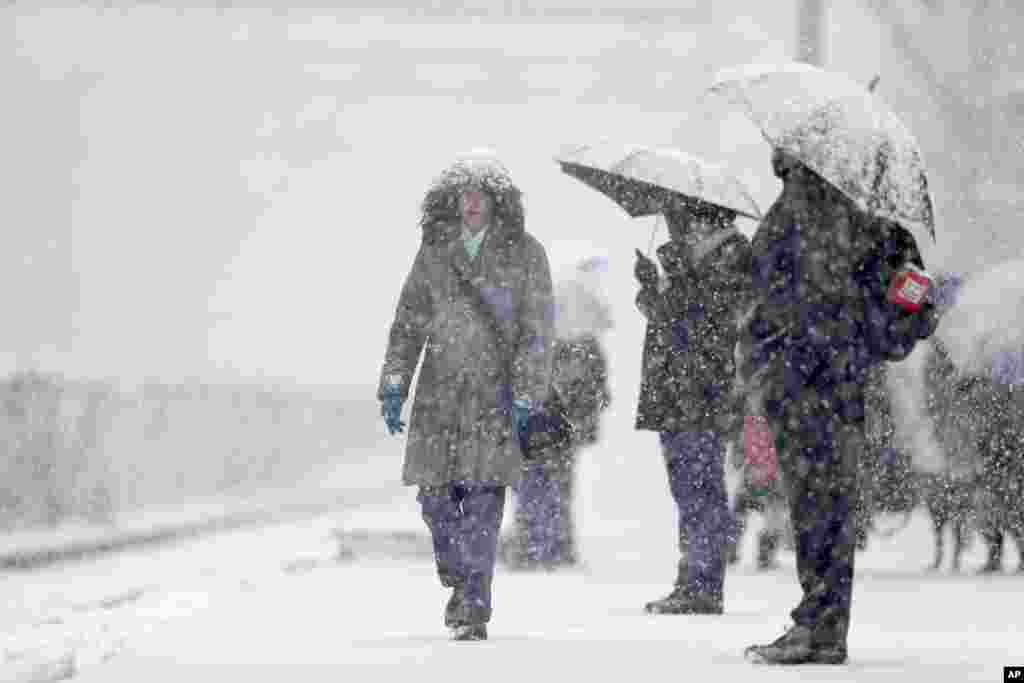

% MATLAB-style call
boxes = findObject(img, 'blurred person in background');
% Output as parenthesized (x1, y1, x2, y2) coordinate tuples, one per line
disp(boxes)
(972, 348, 1024, 574)
(503, 256, 612, 571)
(727, 457, 789, 570)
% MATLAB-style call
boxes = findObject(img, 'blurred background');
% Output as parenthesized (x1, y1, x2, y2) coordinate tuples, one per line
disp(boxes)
(1, 1, 1021, 538)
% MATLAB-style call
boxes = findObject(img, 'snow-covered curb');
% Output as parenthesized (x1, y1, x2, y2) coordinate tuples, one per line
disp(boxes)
(0, 484, 395, 572)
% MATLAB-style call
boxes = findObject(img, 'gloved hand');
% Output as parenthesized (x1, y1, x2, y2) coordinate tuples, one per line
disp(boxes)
(510, 398, 533, 439)
(634, 248, 659, 288)
(381, 385, 405, 435)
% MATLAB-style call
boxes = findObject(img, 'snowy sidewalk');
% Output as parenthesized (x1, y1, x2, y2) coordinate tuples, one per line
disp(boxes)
(72, 511, 1023, 683)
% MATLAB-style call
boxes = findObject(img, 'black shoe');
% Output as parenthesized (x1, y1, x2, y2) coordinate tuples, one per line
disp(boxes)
(444, 585, 466, 627)
(644, 589, 722, 615)
(745, 625, 847, 665)
(977, 561, 1001, 575)
(450, 623, 487, 641)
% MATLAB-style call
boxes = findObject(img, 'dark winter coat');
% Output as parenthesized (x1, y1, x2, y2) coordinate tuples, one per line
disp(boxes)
(635, 227, 753, 434)
(378, 160, 554, 487)
(860, 364, 909, 509)
(971, 376, 1024, 531)
(735, 166, 939, 426)
(922, 337, 985, 477)
(863, 364, 896, 451)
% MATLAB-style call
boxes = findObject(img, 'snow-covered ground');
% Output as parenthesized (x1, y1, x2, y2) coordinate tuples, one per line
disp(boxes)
(3, 5, 1023, 682)
(3, 441, 1020, 683)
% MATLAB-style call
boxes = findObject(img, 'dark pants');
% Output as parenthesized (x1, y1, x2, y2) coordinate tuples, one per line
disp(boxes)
(511, 451, 578, 566)
(418, 484, 507, 624)
(661, 430, 734, 600)
(982, 527, 1024, 569)
(772, 395, 862, 647)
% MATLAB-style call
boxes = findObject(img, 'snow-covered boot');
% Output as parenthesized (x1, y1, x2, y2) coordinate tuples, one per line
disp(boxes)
(644, 590, 722, 615)
(444, 584, 466, 627)
(745, 624, 847, 665)
(644, 561, 722, 614)
(450, 623, 487, 641)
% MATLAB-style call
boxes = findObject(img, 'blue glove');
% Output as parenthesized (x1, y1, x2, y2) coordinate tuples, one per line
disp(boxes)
(510, 399, 533, 439)
(381, 385, 405, 435)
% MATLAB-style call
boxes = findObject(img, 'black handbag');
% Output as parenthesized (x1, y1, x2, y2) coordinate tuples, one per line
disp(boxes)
(520, 392, 574, 460)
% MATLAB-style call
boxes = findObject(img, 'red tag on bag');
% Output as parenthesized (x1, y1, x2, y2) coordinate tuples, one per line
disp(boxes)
(743, 415, 777, 489)
(886, 265, 931, 313)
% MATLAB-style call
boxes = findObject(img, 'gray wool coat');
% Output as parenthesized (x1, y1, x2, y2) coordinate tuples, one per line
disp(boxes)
(378, 213, 554, 488)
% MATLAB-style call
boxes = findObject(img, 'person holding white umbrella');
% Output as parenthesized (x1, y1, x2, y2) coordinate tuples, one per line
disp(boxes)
(713, 62, 943, 665)
(633, 195, 754, 615)
(556, 141, 761, 615)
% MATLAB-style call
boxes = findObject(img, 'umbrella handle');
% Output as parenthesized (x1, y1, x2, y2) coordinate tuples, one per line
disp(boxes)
(647, 214, 663, 257)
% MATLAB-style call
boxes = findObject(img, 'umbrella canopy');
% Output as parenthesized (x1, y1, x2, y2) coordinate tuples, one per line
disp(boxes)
(940, 258, 1024, 382)
(554, 140, 762, 220)
(707, 61, 936, 242)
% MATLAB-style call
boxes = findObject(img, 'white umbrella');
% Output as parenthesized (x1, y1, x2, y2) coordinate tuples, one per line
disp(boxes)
(708, 61, 936, 242)
(554, 140, 762, 220)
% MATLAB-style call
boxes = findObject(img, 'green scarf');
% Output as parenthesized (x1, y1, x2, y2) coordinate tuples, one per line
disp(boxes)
(462, 225, 489, 260)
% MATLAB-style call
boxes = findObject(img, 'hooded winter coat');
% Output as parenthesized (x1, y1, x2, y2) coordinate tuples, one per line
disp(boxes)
(378, 157, 554, 487)
(635, 227, 753, 434)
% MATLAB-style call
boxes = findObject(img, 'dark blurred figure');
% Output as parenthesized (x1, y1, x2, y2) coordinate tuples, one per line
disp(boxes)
(916, 273, 981, 572)
(973, 349, 1024, 574)
(728, 463, 789, 570)
(503, 262, 612, 570)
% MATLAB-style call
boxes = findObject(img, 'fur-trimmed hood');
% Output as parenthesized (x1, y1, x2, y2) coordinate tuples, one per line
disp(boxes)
(419, 151, 525, 244)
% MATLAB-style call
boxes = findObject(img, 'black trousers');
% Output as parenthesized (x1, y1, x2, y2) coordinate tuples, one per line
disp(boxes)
(418, 484, 507, 624)
(771, 387, 863, 646)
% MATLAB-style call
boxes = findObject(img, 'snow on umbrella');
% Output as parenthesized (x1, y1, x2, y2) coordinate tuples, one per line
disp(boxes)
(554, 140, 762, 220)
(707, 61, 936, 243)
(940, 258, 1024, 383)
